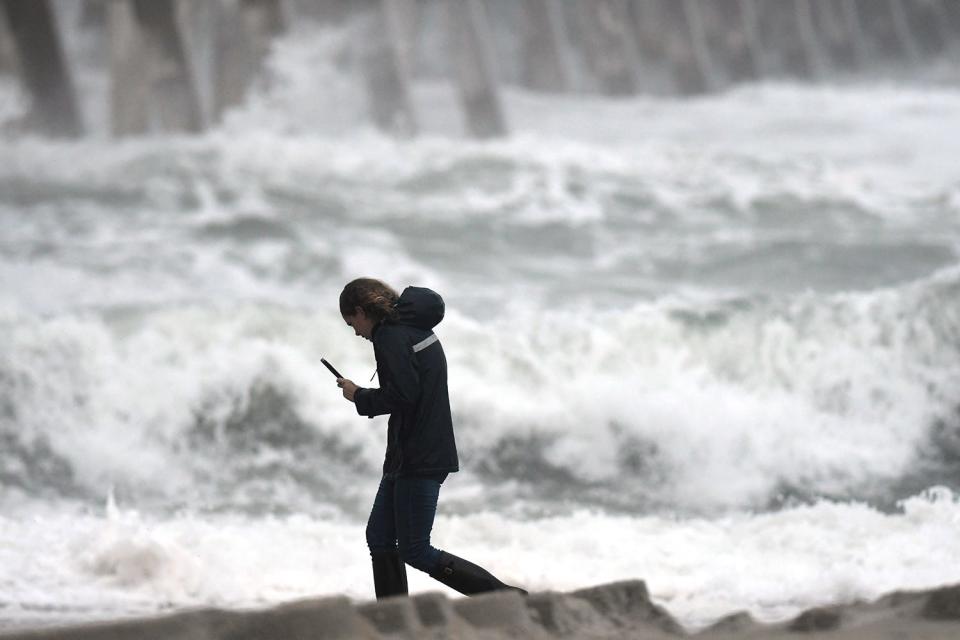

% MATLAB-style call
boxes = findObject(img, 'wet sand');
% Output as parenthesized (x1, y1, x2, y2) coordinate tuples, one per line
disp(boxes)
(1, 579, 958, 639)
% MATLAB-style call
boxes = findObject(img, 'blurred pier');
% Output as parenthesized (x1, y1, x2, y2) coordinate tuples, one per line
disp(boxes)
(0, 0, 957, 139)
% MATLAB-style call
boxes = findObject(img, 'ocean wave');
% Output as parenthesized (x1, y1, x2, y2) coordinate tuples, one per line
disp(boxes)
(2, 488, 958, 629)
(2, 267, 957, 513)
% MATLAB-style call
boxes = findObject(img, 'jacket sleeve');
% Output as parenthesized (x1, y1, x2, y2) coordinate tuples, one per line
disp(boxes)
(354, 330, 421, 418)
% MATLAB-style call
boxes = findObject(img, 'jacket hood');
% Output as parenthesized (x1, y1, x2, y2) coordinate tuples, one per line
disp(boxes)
(393, 286, 444, 330)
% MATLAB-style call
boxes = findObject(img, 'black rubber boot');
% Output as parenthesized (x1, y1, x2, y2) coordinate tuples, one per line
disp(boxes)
(429, 551, 527, 596)
(371, 550, 408, 599)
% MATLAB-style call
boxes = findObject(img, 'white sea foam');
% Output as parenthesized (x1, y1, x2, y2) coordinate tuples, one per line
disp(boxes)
(1, 489, 958, 630)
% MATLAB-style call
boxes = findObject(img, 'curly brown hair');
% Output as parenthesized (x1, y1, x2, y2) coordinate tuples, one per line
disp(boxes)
(339, 278, 400, 322)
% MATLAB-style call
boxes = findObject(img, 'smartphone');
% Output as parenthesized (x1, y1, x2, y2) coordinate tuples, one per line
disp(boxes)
(321, 357, 344, 379)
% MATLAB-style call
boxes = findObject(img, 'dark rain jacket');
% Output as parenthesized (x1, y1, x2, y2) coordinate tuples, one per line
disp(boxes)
(353, 286, 459, 477)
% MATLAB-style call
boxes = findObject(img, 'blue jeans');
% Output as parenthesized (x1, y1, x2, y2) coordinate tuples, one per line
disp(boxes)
(365, 473, 447, 574)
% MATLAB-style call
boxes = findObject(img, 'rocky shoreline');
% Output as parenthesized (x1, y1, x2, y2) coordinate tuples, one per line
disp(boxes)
(2, 579, 959, 639)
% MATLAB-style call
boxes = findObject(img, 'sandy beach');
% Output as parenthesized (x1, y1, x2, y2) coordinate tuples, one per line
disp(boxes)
(2, 579, 959, 639)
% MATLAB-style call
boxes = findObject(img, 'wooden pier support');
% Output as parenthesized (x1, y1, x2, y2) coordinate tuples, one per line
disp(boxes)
(794, 0, 828, 79)
(683, 0, 760, 88)
(110, 0, 202, 135)
(901, 0, 943, 59)
(213, 1, 253, 120)
(656, 0, 708, 95)
(711, 0, 759, 84)
(738, 0, 769, 77)
(811, 0, 860, 70)
(681, 0, 717, 90)
(446, 0, 507, 138)
(575, 0, 638, 96)
(133, 0, 203, 132)
(626, 0, 676, 94)
(108, 0, 150, 136)
(628, 0, 667, 66)
(519, 0, 568, 93)
(914, 0, 960, 54)
(839, 0, 870, 67)
(382, 0, 418, 82)
(213, 0, 285, 120)
(941, 0, 960, 40)
(288, 0, 354, 25)
(357, 0, 418, 136)
(887, 0, 922, 63)
(0, 8, 17, 75)
(854, 0, 907, 61)
(81, 0, 106, 28)
(754, 0, 813, 78)
(1, 0, 83, 136)
(239, 0, 285, 83)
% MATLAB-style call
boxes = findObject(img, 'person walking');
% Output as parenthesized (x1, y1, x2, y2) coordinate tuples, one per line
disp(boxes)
(336, 277, 526, 600)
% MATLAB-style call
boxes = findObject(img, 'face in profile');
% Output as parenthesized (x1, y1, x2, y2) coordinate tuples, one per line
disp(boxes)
(343, 308, 376, 341)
